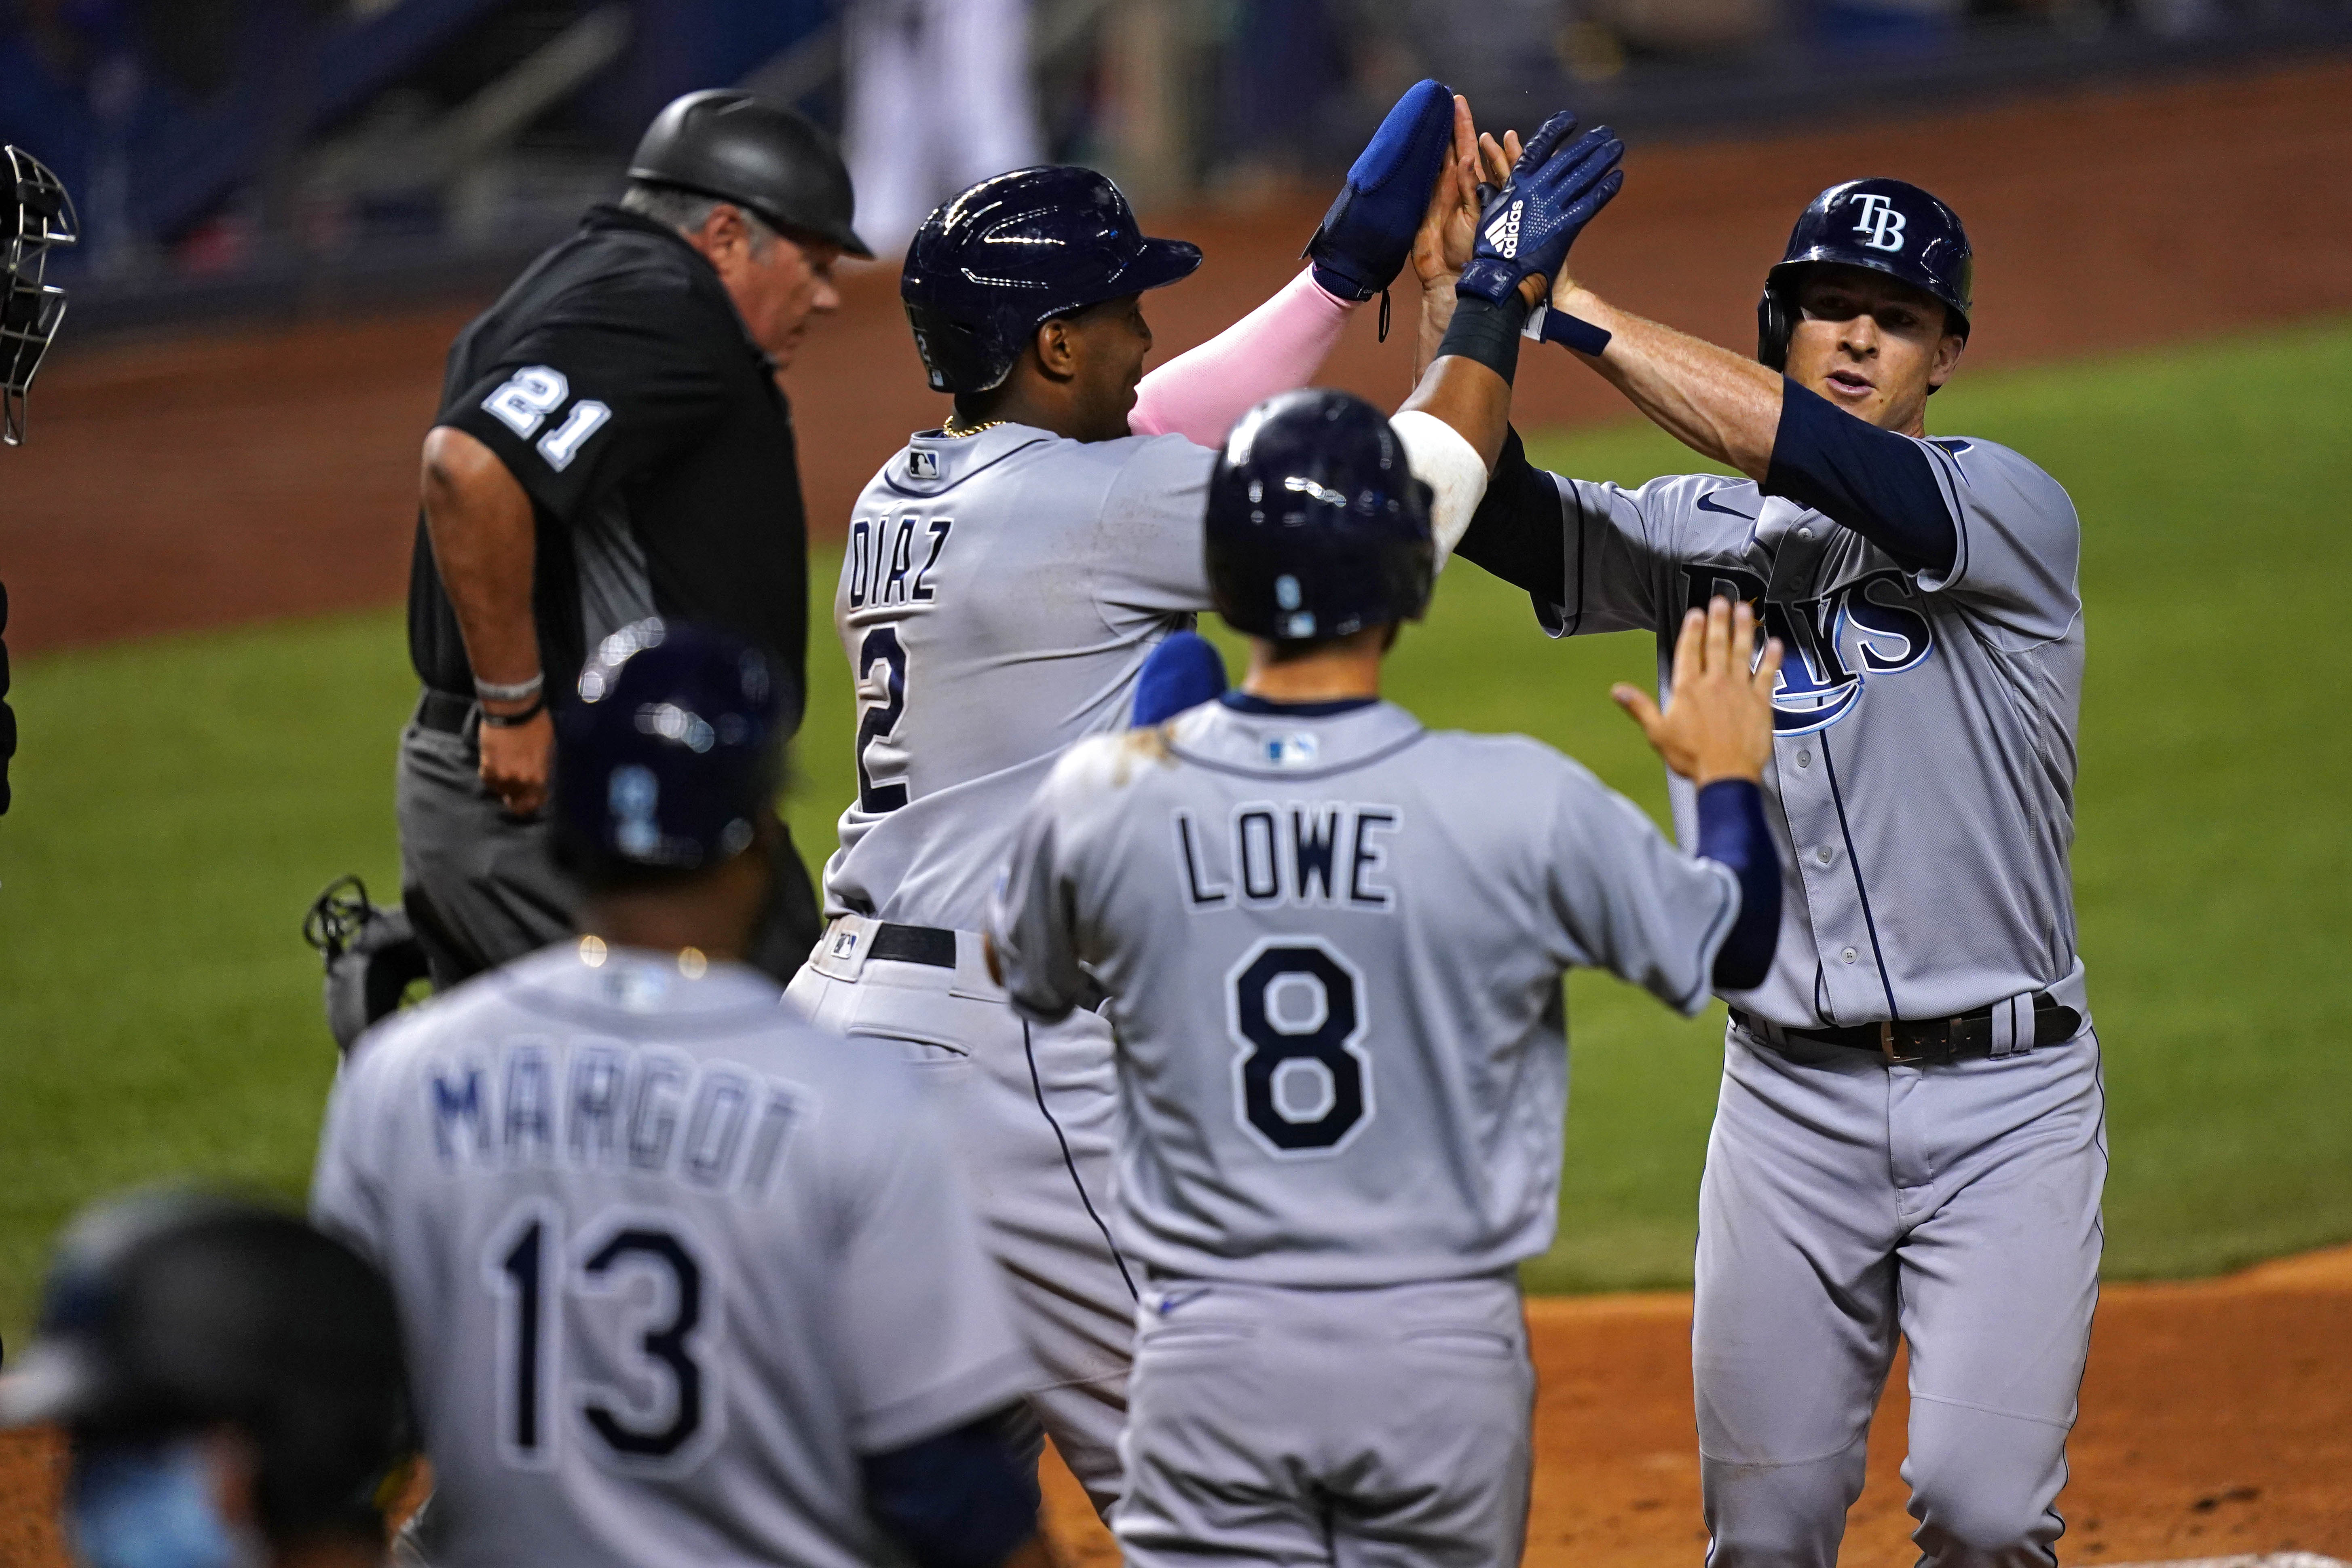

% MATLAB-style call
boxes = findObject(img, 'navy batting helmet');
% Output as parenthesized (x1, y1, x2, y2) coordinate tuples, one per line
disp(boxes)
(1205, 389, 1434, 642)
(555, 619, 782, 880)
(900, 166, 1202, 395)
(0, 1192, 410, 1540)
(1756, 178, 1971, 372)
(629, 90, 872, 258)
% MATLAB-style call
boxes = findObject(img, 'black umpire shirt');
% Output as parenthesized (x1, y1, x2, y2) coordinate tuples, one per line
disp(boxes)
(408, 203, 808, 730)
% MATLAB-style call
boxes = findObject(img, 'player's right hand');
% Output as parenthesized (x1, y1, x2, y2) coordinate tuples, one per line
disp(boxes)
(1612, 596, 1782, 785)
(479, 708, 554, 817)
(1455, 112, 1625, 309)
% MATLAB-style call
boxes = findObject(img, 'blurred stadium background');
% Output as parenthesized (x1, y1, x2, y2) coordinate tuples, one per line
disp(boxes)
(2, 0, 2350, 1325)
(4, 4, 2352, 1559)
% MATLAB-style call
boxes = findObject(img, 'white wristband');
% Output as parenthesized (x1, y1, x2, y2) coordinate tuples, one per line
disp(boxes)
(1388, 410, 1491, 571)
(473, 672, 545, 704)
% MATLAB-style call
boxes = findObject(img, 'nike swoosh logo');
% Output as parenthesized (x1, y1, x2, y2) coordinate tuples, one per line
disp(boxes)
(1155, 1288, 1212, 1317)
(1694, 492, 1758, 520)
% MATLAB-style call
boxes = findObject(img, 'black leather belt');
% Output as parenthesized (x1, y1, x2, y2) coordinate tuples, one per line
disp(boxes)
(1733, 993, 2083, 1066)
(414, 689, 475, 735)
(868, 921, 957, 969)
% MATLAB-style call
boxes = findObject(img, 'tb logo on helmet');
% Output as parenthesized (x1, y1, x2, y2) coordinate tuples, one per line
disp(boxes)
(1851, 193, 1908, 252)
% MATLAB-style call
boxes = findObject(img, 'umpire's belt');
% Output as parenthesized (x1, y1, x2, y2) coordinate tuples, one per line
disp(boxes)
(1732, 992, 2084, 1066)
(414, 688, 477, 736)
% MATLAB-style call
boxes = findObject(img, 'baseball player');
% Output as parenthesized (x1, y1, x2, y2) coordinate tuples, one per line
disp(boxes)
(1, 143, 78, 817)
(311, 620, 1048, 1568)
(785, 79, 1479, 1511)
(788, 89, 1622, 1512)
(1448, 178, 2098, 1567)
(0, 1191, 412, 1568)
(985, 387, 1784, 1566)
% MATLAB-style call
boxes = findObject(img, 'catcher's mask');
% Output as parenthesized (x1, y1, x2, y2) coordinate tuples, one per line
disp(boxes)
(3, 146, 77, 446)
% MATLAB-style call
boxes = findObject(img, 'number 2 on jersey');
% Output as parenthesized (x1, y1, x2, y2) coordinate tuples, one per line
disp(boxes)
(488, 1204, 718, 1473)
(855, 626, 910, 814)
(1228, 939, 1372, 1156)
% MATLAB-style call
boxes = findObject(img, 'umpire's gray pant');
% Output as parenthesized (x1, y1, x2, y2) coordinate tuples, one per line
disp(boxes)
(394, 700, 821, 990)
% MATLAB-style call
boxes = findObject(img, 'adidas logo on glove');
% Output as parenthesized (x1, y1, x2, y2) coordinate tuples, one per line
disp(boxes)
(1484, 200, 1524, 260)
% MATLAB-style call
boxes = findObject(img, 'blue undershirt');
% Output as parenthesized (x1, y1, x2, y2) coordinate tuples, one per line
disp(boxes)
(1694, 778, 1779, 991)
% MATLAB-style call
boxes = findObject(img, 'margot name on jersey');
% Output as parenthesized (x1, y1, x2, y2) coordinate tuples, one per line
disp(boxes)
(427, 1035, 804, 1205)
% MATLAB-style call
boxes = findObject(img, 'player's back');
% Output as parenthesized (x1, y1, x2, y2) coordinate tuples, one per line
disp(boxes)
(999, 697, 1739, 1288)
(827, 422, 1213, 932)
(311, 944, 1032, 1568)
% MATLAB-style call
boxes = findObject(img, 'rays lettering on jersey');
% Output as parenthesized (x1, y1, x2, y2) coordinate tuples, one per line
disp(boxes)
(846, 512, 953, 609)
(1173, 803, 1402, 912)
(1679, 564, 1933, 735)
(429, 1039, 803, 1203)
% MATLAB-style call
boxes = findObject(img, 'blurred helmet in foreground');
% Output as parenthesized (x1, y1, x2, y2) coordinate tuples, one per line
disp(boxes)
(1205, 389, 1435, 643)
(4, 146, 78, 446)
(556, 619, 782, 881)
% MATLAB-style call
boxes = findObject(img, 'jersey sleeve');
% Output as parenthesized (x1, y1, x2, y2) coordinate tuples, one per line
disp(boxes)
(1909, 438, 2082, 645)
(828, 1079, 1038, 1454)
(1545, 763, 1741, 1015)
(985, 752, 1095, 1023)
(1452, 429, 1685, 638)
(307, 1037, 402, 1269)
(1089, 435, 1218, 618)
(437, 286, 739, 525)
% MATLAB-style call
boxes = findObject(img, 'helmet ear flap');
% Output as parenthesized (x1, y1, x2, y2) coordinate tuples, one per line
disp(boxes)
(1756, 281, 1793, 372)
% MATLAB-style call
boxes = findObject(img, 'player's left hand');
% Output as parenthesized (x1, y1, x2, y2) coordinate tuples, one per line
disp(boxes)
(1612, 596, 1783, 785)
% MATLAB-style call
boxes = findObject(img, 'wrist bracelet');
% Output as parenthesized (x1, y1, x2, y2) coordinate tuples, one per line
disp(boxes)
(479, 697, 546, 729)
(473, 672, 544, 703)
(1435, 294, 1530, 385)
(1524, 303, 1614, 357)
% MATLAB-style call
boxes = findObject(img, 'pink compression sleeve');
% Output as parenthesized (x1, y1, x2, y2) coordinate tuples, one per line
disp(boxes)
(1128, 268, 1358, 445)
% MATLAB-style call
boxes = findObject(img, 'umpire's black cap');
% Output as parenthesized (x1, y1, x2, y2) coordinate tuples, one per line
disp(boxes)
(629, 89, 872, 258)
(0, 1191, 411, 1536)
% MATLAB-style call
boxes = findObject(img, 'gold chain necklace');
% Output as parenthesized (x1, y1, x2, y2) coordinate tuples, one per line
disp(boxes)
(940, 415, 1008, 438)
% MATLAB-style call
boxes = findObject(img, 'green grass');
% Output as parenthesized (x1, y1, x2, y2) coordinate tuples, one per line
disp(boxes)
(4, 320, 2349, 1334)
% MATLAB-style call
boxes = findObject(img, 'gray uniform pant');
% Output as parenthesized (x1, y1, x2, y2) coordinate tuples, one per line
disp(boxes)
(1115, 1274, 1534, 1567)
(1695, 1019, 2107, 1568)
(786, 918, 1136, 1517)
(394, 703, 821, 989)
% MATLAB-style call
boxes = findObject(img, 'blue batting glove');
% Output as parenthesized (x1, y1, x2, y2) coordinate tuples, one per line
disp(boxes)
(1456, 113, 1625, 309)
(1132, 630, 1227, 727)
(1304, 78, 1456, 305)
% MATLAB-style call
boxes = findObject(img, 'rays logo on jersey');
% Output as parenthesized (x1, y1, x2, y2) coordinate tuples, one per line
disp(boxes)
(1679, 564, 1933, 735)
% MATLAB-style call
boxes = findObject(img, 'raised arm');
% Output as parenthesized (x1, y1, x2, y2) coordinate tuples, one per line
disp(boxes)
(1388, 112, 1623, 562)
(1129, 80, 1462, 445)
(1546, 279, 1957, 575)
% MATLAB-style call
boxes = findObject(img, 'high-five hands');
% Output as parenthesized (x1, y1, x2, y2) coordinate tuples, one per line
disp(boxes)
(1455, 112, 1625, 309)
(1613, 596, 1784, 786)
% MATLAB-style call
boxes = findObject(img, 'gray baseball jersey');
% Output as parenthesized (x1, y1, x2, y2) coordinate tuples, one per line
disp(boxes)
(311, 943, 1034, 1568)
(1528, 435, 2082, 1026)
(824, 423, 1216, 932)
(987, 698, 1742, 1288)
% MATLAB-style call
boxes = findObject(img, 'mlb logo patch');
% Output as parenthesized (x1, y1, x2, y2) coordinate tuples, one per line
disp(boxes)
(1265, 732, 1319, 768)
(908, 449, 940, 480)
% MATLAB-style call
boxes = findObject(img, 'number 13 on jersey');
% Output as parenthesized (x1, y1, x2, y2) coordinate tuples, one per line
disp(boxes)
(486, 1201, 724, 1477)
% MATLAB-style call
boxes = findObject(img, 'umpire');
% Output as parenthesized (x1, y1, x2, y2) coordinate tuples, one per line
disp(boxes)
(399, 89, 868, 989)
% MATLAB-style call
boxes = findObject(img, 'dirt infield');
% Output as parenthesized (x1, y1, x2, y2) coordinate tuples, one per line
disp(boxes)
(7, 58, 2352, 655)
(2, 1246, 2343, 1566)
(1029, 1245, 2352, 1567)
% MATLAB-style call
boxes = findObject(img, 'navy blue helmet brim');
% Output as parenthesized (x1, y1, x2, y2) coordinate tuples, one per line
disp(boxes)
(1123, 237, 1204, 296)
